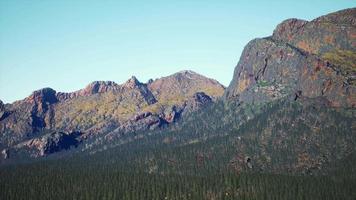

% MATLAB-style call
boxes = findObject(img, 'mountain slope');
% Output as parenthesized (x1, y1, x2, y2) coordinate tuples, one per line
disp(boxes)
(224, 8, 355, 107)
(0, 8, 356, 200)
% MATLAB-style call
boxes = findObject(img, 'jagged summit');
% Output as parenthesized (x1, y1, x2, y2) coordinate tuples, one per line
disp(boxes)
(25, 87, 58, 104)
(0, 70, 225, 150)
(272, 18, 308, 42)
(56, 81, 120, 101)
(123, 76, 142, 89)
(83, 81, 119, 94)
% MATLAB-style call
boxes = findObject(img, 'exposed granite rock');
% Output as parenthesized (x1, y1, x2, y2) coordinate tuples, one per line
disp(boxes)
(225, 8, 356, 108)
(0, 88, 59, 146)
(25, 88, 58, 104)
(314, 8, 356, 25)
(115, 114, 165, 135)
(272, 18, 308, 42)
(14, 131, 80, 157)
(272, 8, 355, 56)
(123, 76, 141, 89)
(27, 88, 58, 131)
(56, 81, 120, 101)
(184, 92, 213, 113)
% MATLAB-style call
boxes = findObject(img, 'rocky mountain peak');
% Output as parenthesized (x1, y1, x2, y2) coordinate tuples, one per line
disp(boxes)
(173, 70, 201, 80)
(25, 88, 58, 104)
(224, 8, 355, 108)
(313, 7, 356, 26)
(82, 81, 119, 95)
(271, 8, 355, 57)
(56, 81, 120, 101)
(272, 18, 308, 42)
(148, 71, 225, 103)
(123, 76, 141, 89)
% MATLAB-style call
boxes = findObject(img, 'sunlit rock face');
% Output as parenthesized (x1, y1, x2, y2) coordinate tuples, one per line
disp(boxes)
(224, 8, 355, 108)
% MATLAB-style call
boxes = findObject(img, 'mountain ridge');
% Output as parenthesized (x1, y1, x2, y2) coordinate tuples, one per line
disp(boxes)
(0, 70, 225, 157)
(1, 8, 355, 165)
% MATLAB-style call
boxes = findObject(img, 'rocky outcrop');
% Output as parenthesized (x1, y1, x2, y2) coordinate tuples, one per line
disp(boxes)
(105, 90, 216, 136)
(149, 70, 225, 102)
(25, 88, 58, 104)
(123, 76, 141, 89)
(27, 88, 58, 131)
(272, 8, 355, 56)
(224, 8, 355, 108)
(122, 76, 157, 105)
(191, 92, 212, 106)
(119, 114, 165, 133)
(14, 131, 80, 157)
(183, 92, 213, 113)
(0, 88, 59, 146)
(57, 81, 120, 101)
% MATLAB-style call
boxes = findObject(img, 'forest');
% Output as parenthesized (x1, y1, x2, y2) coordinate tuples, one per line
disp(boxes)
(1, 99, 355, 199)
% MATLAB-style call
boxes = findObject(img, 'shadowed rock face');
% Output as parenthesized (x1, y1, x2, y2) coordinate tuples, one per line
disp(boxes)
(0, 71, 225, 148)
(225, 8, 356, 108)
(14, 131, 81, 157)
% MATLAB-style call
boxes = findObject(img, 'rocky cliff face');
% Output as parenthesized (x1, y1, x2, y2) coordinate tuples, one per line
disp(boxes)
(224, 8, 355, 108)
(13, 131, 80, 157)
(0, 71, 225, 154)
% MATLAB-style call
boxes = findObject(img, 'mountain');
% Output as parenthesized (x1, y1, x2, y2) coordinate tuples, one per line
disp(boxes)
(0, 71, 225, 157)
(224, 8, 355, 108)
(213, 8, 355, 173)
(0, 8, 356, 200)
(99, 8, 354, 175)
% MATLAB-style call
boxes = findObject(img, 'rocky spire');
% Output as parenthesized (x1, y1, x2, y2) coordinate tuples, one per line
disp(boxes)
(123, 76, 141, 89)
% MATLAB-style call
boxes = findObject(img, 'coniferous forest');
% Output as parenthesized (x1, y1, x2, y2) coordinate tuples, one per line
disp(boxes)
(1, 99, 355, 199)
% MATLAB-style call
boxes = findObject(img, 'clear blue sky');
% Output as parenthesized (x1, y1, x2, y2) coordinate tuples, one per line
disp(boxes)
(0, 0, 355, 103)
